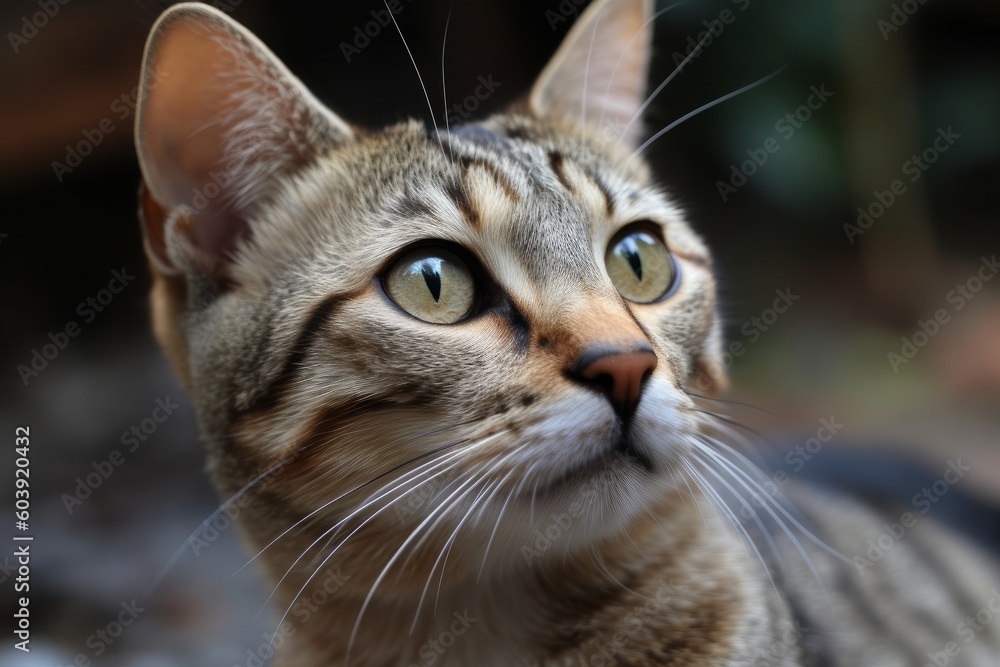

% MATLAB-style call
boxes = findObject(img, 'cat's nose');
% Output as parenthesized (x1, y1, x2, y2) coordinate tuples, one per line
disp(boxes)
(571, 344, 658, 419)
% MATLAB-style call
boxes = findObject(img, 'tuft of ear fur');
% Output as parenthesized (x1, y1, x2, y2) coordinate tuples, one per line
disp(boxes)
(530, 0, 653, 148)
(135, 2, 352, 284)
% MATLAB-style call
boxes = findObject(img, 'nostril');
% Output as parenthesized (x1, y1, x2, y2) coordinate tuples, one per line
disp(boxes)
(582, 371, 615, 396)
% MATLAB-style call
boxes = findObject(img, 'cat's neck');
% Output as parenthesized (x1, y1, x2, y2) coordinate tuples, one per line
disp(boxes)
(267, 489, 796, 667)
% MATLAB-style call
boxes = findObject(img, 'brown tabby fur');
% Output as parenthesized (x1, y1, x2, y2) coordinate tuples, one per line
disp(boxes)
(135, 1, 1000, 665)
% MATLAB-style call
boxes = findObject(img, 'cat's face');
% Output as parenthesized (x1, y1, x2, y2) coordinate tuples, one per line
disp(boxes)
(136, 0, 724, 582)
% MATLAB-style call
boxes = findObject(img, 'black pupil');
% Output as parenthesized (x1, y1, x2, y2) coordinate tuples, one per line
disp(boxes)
(620, 237, 643, 281)
(420, 261, 442, 302)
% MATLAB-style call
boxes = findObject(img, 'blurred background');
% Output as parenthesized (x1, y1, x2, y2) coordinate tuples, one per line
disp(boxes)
(0, 0, 998, 664)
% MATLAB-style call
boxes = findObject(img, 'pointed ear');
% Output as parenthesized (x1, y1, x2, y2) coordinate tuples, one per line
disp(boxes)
(530, 0, 653, 147)
(135, 2, 352, 282)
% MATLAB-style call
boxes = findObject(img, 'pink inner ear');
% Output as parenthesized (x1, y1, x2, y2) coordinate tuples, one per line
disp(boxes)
(138, 16, 252, 266)
(135, 6, 350, 279)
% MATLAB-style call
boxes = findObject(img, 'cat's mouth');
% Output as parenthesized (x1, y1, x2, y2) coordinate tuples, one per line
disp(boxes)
(532, 433, 655, 499)
(615, 434, 655, 472)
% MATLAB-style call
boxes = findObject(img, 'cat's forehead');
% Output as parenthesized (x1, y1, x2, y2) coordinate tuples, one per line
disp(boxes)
(250, 116, 707, 297)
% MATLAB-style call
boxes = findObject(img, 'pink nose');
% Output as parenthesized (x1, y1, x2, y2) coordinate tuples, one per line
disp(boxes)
(574, 345, 658, 417)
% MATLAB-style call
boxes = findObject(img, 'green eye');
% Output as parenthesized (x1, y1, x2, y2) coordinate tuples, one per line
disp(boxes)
(605, 226, 675, 303)
(384, 247, 476, 324)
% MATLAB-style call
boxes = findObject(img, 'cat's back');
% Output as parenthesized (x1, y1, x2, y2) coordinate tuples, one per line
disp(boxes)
(768, 454, 1000, 666)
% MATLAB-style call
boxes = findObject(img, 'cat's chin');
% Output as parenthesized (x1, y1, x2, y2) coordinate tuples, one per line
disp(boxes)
(492, 379, 696, 552)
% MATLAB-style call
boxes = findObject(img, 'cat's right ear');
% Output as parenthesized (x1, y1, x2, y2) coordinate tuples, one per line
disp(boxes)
(135, 3, 352, 283)
(530, 0, 653, 148)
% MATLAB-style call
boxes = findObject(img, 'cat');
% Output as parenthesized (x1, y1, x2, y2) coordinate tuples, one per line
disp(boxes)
(134, 1, 1000, 665)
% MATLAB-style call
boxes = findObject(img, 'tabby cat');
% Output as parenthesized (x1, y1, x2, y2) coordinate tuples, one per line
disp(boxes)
(134, 1, 1000, 665)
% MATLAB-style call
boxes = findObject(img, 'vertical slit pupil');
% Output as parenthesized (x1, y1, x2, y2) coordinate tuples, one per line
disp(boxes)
(622, 238, 643, 281)
(421, 262, 442, 302)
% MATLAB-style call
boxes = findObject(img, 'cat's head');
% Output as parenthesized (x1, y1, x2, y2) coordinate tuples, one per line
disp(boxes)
(135, 0, 725, 582)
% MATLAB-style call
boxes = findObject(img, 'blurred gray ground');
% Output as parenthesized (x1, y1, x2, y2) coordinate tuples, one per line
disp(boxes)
(0, 342, 277, 666)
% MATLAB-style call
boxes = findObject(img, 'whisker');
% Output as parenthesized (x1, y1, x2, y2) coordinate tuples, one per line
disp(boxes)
(256, 445, 478, 622)
(683, 459, 778, 593)
(596, 1, 686, 138)
(589, 546, 646, 597)
(386, 0, 445, 156)
(145, 459, 286, 597)
(345, 464, 492, 663)
(581, 1, 610, 127)
(618, 7, 720, 141)
(634, 65, 789, 156)
(689, 408, 777, 471)
(440, 8, 454, 160)
(263, 453, 475, 657)
(477, 476, 519, 582)
(408, 447, 522, 630)
(698, 435, 849, 566)
(685, 391, 785, 420)
(428, 476, 501, 623)
(233, 433, 470, 577)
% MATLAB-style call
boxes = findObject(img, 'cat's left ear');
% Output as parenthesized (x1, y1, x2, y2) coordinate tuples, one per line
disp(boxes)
(135, 3, 353, 281)
(530, 0, 653, 147)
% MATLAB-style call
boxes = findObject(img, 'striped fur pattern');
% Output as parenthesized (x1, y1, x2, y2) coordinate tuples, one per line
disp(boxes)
(134, 2, 1000, 665)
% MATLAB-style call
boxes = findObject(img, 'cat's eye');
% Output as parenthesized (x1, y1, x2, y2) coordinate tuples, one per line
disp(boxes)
(604, 225, 676, 303)
(383, 247, 477, 324)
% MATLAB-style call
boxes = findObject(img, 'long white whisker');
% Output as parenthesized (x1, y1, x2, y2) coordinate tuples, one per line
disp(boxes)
(259, 431, 509, 646)
(346, 465, 490, 663)
(634, 65, 788, 156)
(440, 8, 454, 160)
(477, 473, 519, 582)
(408, 447, 522, 631)
(429, 478, 500, 621)
(683, 458, 779, 595)
(257, 454, 468, 623)
(690, 444, 831, 601)
(596, 1, 686, 137)
(233, 435, 469, 576)
(618, 8, 720, 141)
(386, 0, 445, 155)
(699, 433, 849, 565)
(581, 2, 611, 128)
(146, 459, 285, 597)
